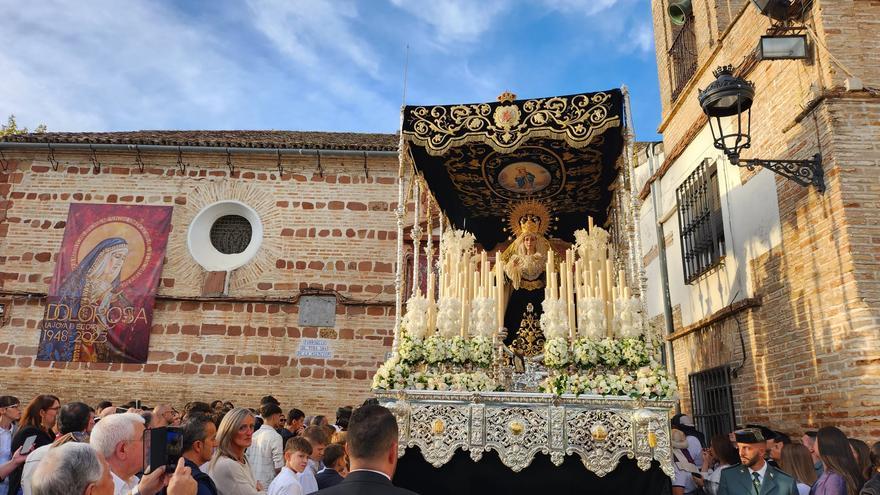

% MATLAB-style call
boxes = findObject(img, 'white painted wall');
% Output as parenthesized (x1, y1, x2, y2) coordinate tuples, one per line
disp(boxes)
(637, 126, 783, 327)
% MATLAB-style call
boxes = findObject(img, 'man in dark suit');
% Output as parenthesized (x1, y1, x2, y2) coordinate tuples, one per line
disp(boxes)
(315, 404, 419, 495)
(718, 428, 798, 495)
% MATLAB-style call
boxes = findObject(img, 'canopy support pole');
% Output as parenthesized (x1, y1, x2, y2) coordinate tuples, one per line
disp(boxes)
(411, 178, 423, 297)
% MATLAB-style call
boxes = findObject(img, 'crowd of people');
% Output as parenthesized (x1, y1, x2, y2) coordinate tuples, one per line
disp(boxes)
(2, 392, 879, 495)
(0, 394, 417, 495)
(669, 413, 880, 495)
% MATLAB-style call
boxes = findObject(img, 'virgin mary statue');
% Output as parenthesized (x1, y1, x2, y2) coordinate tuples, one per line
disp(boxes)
(500, 204, 554, 357)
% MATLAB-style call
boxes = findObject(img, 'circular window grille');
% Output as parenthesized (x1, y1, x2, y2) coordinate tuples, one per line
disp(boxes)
(209, 215, 253, 254)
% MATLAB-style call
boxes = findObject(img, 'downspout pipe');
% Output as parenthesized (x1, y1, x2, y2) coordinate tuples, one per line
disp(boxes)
(646, 142, 677, 385)
(0, 141, 399, 158)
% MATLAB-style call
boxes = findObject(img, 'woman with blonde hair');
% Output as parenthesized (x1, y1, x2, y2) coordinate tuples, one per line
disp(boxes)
(207, 407, 264, 494)
(781, 443, 819, 495)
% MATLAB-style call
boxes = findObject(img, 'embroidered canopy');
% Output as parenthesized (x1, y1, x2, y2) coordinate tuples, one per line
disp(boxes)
(402, 89, 626, 250)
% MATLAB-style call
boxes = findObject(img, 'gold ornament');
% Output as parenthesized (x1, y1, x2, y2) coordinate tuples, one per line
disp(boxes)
(506, 199, 552, 238)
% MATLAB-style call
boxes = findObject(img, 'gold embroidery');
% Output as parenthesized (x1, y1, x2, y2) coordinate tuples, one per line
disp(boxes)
(510, 303, 545, 358)
(404, 92, 621, 156)
(520, 279, 544, 291)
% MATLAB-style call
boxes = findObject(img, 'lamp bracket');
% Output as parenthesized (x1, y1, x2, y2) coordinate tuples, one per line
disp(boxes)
(733, 153, 824, 192)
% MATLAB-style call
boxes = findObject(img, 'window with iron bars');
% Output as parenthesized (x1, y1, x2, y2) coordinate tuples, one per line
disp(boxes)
(667, 11, 697, 102)
(676, 158, 725, 284)
(689, 366, 737, 441)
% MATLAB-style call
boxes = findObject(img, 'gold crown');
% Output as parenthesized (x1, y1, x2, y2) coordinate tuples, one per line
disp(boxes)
(520, 215, 540, 235)
(497, 91, 517, 103)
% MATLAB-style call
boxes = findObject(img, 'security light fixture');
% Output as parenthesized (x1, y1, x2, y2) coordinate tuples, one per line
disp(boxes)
(698, 66, 824, 192)
(750, 0, 799, 21)
(757, 35, 808, 60)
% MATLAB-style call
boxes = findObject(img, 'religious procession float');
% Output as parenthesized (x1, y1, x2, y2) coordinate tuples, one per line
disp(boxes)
(374, 89, 676, 494)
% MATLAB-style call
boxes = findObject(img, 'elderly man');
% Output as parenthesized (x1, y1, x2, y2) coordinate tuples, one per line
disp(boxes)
(31, 442, 114, 495)
(32, 443, 196, 495)
(89, 413, 168, 495)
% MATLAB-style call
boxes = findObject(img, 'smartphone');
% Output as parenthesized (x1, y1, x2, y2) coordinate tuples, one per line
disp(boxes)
(21, 435, 38, 454)
(116, 407, 128, 414)
(691, 472, 703, 479)
(143, 426, 183, 474)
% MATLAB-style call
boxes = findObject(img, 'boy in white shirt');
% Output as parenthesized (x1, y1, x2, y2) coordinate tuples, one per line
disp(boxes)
(268, 437, 312, 495)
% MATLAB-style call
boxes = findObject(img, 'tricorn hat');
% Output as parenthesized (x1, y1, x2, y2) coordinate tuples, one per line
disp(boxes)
(734, 428, 765, 444)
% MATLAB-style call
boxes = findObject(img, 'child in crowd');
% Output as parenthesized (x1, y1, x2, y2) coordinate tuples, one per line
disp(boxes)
(268, 437, 312, 495)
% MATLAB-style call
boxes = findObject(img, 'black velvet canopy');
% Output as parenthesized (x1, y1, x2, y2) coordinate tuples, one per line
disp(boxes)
(402, 89, 625, 250)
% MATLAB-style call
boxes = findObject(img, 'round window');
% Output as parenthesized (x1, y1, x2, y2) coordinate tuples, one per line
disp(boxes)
(187, 201, 263, 271)
(210, 215, 253, 254)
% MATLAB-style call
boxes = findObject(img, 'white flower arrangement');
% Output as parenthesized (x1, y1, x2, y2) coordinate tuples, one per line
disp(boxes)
(402, 295, 433, 339)
(572, 338, 601, 368)
(619, 337, 651, 368)
(573, 226, 611, 263)
(598, 337, 622, 367)
(577, 297, 606, 339)
(540, 297, 569, 339)
(398, 334, 424, 364)
(449, 336, 469, 364)
(613, 297, 644, 339)
(468, 335, 494, 368)
(468, 297, 497, 338)
(543, 337, 570, 369)
(371, 356, 411, 390)
(540, 366, 677, 399)
(424, 333, 451, 364)
(436, 297, 463, 338)
(440, 229, 475, 259)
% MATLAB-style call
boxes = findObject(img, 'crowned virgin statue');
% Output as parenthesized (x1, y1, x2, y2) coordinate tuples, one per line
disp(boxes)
(499, 202, 555, 357)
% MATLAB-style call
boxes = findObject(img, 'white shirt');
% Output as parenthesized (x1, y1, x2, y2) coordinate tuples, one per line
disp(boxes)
(796, 482, 810, 495)
(703, 463, 730, 495)
(247, 425, 284, 490)
(348, 469, 391, 481)
(112, 471, 139, 495)
(267, 467, 303, 495)
(672, 464, 697, 493)
(749, 461, 769, 487)
(21, 443, 54, 495)
(296, 460, 319, 495)
(686, 434, 703, 469)
(0, 423, 12, 495)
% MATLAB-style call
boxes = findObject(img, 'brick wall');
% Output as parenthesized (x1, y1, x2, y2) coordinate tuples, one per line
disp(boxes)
(650, 0, 880, 439)
(0, 149, 410, 415)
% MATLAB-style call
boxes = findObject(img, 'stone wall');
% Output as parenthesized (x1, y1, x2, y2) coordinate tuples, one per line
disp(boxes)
(0, 149, 410, 415)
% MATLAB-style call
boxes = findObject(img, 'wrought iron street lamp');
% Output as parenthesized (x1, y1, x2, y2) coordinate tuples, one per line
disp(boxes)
(698, 65, 824, 192)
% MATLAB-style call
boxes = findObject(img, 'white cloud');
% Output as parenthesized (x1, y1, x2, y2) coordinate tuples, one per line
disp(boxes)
(623, 21, 655, 54)
(389, 0, 508, 47)
(246, 0, 381, 78)
(538, 0, 620, 16)
(0, 0, 245, 131)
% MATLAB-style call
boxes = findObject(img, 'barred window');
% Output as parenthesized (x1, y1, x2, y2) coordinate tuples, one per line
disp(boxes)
(667, 10, 697, 102)
(689, 366, 737, 440)
(210, 215, 252, 254)
(676, 159, 725, 284)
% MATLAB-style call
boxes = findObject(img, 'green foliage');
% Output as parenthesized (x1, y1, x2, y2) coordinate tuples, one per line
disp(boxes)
(1, 115, 47, 137)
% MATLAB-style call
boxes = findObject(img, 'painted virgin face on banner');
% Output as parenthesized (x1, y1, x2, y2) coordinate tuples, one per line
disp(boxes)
(37, 204, 173, 364)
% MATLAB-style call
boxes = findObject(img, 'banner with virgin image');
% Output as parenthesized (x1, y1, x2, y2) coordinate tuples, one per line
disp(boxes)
(36, 204, 173, 363)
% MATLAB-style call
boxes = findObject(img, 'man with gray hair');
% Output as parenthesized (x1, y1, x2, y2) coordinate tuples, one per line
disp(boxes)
(89, 412, 167, 495)
(31, 442, 114, 495)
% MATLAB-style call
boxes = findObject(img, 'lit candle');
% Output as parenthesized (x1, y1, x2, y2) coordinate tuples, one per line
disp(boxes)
(565, 250, 575, 339)
(495, 258, 504, 332)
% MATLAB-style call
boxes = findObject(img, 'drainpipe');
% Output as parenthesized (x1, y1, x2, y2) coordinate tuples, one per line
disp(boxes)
(646, 142, 677, 385)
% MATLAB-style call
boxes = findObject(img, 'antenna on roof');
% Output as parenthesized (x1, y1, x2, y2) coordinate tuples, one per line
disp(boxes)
(402, 44, 410, 107)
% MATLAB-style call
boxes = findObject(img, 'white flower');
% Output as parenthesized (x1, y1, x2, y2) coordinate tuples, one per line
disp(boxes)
(449, 336, 469, 364)
(613, 297, 644, 339)
(468, 336, 494, 368)
(544, 337, 570, 369)
(469, 297, 497, 338)
(437, 297, 463, 338)
(402, 295, 433, 339)
(577, 297, 606, 339)
(540, 297, 569, 339)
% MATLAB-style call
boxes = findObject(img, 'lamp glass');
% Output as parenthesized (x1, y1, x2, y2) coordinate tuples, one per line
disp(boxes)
(759, 36, 807, 60)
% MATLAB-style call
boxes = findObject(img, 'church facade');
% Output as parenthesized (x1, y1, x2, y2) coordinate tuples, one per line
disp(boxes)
(642, 0, 880, 439)
(0, 131, 408, 413)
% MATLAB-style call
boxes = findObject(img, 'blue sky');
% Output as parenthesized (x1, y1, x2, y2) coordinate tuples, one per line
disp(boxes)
(1, 0, 662, 140)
